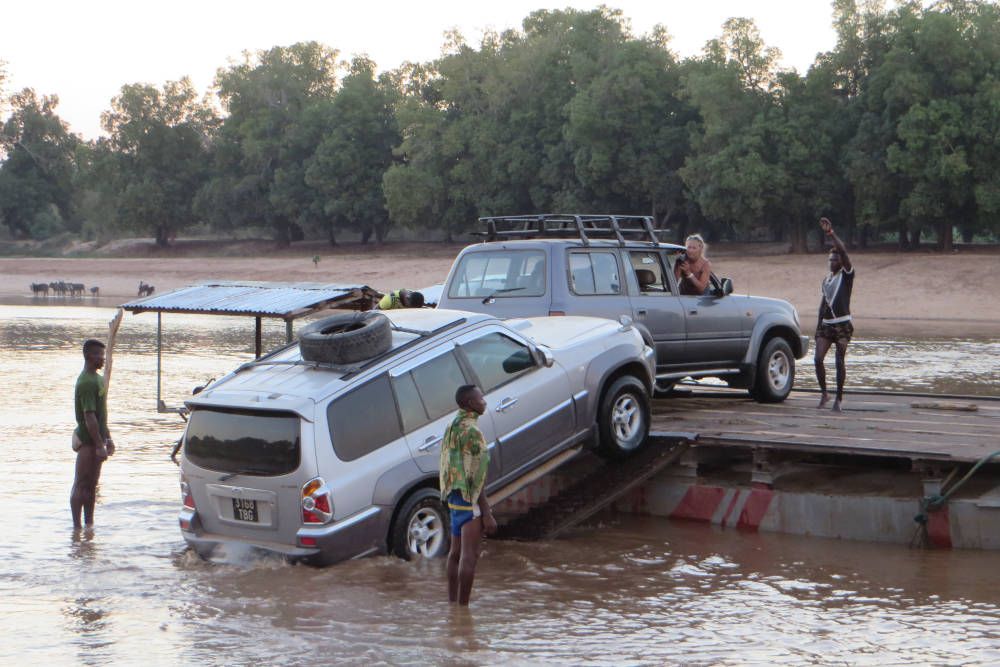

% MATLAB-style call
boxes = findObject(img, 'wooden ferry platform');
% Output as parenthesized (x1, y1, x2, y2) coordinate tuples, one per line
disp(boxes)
(649, 387, 1000, 465)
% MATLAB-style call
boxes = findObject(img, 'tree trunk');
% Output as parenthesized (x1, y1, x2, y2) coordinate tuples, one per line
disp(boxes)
(789, 220, 807, 254)
(898, 221, 910, 250)
(361, 228, 373, 244)
(937, 220, 953, 252)
(911, 226, 921, 249)
(155, 225, 170, 247)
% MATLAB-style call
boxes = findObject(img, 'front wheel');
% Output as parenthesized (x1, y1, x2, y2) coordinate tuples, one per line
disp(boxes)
(597, 375, 650, 459)
(753, 338, 795, 403)
(391, 488, 449, 560)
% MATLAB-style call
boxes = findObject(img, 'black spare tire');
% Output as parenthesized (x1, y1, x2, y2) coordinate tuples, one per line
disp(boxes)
(298, 311, 392, 364)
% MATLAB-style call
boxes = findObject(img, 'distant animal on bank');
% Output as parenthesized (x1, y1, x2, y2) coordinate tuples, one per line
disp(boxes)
(138, 281, 155, 297)
(49, 281, 68, 296)
(31, 282, 49, 296)
(69, 283, 85, 297)
(90, 286, 100, 297)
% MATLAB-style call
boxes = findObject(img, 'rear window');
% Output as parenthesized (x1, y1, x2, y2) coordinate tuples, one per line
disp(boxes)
(184, 408, 300, 475)
(447, 250, 546, 298)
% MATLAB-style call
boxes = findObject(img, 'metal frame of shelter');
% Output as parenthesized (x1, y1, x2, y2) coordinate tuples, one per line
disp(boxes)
(121, 281, 380, 414)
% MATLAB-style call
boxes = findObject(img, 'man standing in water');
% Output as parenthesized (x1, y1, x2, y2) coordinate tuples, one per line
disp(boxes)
(440, 385, 497, 606)
(71, 338, 115, 529)
(814, 217, 855, 412)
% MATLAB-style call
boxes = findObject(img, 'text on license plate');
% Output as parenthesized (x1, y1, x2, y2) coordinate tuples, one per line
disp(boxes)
(232, 498, 259, 522)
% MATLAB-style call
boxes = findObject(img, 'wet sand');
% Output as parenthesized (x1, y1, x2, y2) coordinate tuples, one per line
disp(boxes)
(4, 242, 998, 337)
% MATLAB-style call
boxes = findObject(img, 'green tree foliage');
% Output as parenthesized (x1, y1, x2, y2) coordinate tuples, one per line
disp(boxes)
(305, 57, 400, 244)
(7, 3, 1000, 250)
(197, 42, 338, 245)
(0, 89, 78, 238)
(83, 78, 216, 246)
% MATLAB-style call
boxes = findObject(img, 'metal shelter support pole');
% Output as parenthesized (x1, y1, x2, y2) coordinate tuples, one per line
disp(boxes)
(156, 312, 163, 412)
(255, 317, 262, 359)
(285, 319, 293, 344)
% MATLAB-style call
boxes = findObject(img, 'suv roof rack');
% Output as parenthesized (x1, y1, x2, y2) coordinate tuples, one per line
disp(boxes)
(479, 214, 663, 246)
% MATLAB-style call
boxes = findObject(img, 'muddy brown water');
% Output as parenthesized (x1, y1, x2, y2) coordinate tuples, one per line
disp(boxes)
(2, 305, 999, 664)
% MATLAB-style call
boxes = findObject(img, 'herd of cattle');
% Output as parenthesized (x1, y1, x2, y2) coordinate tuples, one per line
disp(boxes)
(30, 281, 156, 298)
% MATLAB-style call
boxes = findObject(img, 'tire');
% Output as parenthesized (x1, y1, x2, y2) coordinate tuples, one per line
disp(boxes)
(391, 488, 450, 560)
(298, 311, 391, 364)
(597, 375, 650, 459)
(753, 337, 794, 403)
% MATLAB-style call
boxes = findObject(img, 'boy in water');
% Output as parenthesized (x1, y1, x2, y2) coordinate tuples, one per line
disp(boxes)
(71, 338, 115, 529)
(814, 217, 855, 412)
(440, 384, 497, 606)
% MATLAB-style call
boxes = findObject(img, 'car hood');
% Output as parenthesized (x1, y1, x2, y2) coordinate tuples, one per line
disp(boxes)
(507, 315, 622, 349)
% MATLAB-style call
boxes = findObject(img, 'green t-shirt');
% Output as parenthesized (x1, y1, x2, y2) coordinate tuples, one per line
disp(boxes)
(74, 370, 108, 445)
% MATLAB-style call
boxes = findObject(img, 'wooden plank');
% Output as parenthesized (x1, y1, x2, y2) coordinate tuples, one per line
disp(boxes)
(649, 389, 1000, 463)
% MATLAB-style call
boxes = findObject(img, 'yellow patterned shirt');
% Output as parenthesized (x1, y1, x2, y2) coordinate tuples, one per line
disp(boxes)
(439, 409, 490, 504)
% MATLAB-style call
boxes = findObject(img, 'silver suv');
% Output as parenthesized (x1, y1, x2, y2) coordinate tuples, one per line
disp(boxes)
(436, 214, 809, 402)
(178, 307, 654, 565)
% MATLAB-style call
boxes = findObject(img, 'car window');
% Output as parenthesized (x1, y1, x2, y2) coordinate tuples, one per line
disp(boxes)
(410, 351, 468, 421)
(629, 251, 671, 294)
(460, 332, 536, 393)
(327, 374, 403, 462)
(392, 372, 429, 432)
(448, 250, 546, 298)
(185, 408, 300, 475)
(569, 251, 621, 295)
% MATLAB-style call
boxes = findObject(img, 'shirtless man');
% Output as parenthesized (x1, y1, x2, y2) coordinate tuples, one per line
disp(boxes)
(814, 218, 855, 412)
(674, 234, 712, 296)
(71, 339, 115, 529)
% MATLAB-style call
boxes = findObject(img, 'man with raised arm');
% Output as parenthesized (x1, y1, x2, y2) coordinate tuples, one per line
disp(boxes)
(71, 338, 115, 529)
(814, 217, 855, 412)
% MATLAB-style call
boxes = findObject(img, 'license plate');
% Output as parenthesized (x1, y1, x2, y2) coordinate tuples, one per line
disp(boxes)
(232, 498, 259, 522)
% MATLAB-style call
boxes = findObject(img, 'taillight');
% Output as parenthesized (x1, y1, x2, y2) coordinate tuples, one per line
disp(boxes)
(180, 477, 196, 509)
(548, 310, 565, 316)
(301, 478, 333, 524)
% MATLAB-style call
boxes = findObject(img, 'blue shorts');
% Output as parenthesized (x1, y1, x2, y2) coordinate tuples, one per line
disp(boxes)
(448, 490, 475, 536)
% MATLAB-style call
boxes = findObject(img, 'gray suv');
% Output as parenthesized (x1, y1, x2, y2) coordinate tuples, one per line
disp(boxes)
(436, 214, 809, 402)
(178, 307, 654, 565)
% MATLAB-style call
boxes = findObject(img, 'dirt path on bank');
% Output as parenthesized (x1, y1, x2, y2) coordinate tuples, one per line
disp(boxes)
(4, 242, 998, 337)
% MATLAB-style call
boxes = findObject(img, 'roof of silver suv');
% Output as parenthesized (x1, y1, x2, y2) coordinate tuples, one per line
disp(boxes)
(186, 309, 497, 411)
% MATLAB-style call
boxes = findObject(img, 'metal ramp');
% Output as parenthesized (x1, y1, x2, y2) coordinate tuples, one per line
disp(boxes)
(496, 434, 693, 541)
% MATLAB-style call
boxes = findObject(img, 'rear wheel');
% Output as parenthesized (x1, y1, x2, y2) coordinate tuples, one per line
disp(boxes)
(597, 375, 650, 458)
(753, 338, 794, 403)
(391, 488, 449, 560)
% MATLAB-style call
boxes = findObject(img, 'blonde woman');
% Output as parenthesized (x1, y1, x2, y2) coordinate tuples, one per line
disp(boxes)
(674, 234, 712, 295)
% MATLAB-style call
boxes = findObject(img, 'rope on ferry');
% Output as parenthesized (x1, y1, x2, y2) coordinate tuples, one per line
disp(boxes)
(911, 450, 1000, 548)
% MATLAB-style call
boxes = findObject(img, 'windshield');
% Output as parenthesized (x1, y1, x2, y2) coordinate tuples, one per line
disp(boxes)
(447, 250, 546, 298)
(184, 408, 300, 475)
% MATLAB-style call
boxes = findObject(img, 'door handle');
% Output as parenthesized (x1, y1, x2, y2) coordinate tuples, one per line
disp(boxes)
(689, 309, 698, 315)
(417, 435, 442, 452)
(636, 309, 647, 316)
(496, 397, 519, 413)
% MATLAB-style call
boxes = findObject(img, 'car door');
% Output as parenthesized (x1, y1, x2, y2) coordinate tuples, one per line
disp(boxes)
(563, 249, 631, 320)
(391, 347, 502, 485)
(626, 250, 686, 370)
(454, 326, 574, 480)
(666, 254, 746, 366)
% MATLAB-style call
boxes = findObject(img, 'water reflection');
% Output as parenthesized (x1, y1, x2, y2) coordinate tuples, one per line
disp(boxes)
(1, 304, 999, 664)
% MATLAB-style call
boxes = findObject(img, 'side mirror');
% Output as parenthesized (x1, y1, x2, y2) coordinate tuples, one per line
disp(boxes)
(718, 278, 733, 296)
(534, 346, 555, 368)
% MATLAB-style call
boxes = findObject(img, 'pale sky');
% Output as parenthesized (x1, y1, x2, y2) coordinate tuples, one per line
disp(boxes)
(2, 1, 841, 139)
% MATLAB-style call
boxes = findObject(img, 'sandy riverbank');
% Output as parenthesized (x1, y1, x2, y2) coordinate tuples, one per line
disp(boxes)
(3, 242, 998, 337)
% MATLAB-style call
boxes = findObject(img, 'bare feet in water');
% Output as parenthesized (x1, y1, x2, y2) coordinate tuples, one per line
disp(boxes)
(817, 392, 830, 409)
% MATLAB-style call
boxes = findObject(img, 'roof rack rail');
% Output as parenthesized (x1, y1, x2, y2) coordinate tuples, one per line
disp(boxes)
(478, 214, 662, 246)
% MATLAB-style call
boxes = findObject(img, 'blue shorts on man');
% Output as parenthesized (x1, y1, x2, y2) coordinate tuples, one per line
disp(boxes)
(448, 489, 477, 536)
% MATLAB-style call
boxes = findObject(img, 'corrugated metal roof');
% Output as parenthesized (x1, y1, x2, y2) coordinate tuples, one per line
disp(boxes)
(121, 281, 379, 318)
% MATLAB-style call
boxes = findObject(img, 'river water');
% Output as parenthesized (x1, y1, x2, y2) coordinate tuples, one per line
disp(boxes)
(2, 304, 998, 665)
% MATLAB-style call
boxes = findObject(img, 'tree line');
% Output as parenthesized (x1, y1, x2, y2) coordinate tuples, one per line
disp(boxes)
(2, 1, 999, 252)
